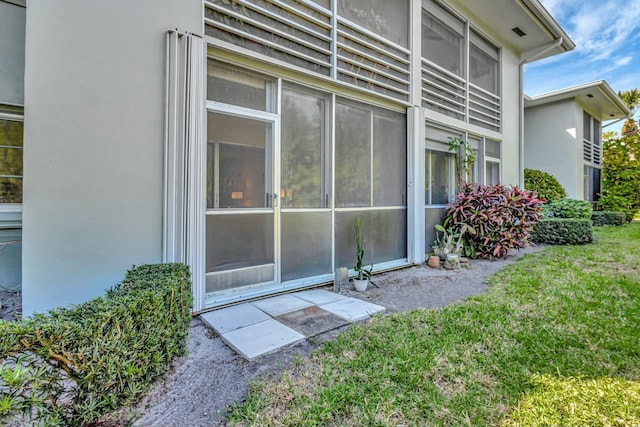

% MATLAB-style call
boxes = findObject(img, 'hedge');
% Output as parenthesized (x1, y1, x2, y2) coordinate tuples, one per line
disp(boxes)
(530, 218, 593, 245)
(0, 263, 192, 426)
(592, 211, 627, 227)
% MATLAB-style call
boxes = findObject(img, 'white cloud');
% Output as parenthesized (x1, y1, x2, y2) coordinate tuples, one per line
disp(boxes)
(614, 56, 633, 67)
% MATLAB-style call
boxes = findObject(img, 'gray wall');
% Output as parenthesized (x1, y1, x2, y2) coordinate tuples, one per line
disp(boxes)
(22, 0, 201, 315)
(0, 0, 25, 105)
(524, 100, 582, 199)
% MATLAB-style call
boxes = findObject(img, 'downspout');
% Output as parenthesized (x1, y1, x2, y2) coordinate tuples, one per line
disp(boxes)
(518, 37, 563, 187)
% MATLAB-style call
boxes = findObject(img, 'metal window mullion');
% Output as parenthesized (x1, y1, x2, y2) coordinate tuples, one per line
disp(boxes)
(330, 92, 336, 273)
(330, 0, 338, 80)
(464, 21, 470, 123)
(370, 110, 374, 207)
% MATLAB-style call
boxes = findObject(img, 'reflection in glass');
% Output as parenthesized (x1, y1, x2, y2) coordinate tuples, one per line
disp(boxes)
(207, 113, 270, 209)
(281, 86, 328, 208)
(335, 210, 407, 268)
(335, 102, 371, 207)
(338, 0, 409, 47)
(206, 213, 274, 273)
(0, 120, 23, 203)
(373, 111, 406, 206)
(486, 161, 500, 185)
(422, 10, 463, 75)
(281, 212, 332, 281)
(207, 60, 275, 112)
(470, 37, 499, 94)
(426, 150, 452, 205)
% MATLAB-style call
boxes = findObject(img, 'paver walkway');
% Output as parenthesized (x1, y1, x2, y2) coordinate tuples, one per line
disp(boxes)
(200, 289, 385, 360)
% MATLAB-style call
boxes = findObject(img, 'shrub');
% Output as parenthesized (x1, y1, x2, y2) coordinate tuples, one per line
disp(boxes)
(591, 211, 626, 226)
(600, 135, 640, 220)
(444, 183, 543, 259)
(0, 263, 192, 426)
(597, 193, 636, 222)
(531, 218, 592, 245)
(524, 168, 567, 202)
(541, 198, 593, 219)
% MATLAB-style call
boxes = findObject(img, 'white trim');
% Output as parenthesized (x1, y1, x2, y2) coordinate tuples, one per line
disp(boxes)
(163, 30, 206, 311)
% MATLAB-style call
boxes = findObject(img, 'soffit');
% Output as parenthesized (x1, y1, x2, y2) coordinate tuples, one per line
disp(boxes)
(449, 0, 575, 60)
(525, 81, 630, 121)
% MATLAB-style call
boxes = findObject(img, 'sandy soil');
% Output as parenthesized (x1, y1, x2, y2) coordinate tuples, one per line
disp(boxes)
(129, 246, 543, 427)
(0, 289, 20, 322)
(0, 246, 543, 426)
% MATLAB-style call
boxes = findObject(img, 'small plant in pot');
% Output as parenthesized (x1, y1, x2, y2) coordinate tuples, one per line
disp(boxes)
(353, 218, 375, 291)
(432, 222, 476, 268)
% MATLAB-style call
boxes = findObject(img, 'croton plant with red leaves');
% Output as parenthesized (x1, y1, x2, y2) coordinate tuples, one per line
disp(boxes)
(444, 183, 543, 259)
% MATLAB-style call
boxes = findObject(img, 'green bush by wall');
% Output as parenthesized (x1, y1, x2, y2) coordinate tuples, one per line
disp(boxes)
(541, 198, 593, 219)
(591, 211, 627, 227)
(524, 168, 567, 202)
(531, 218, 593, 245)
(0, 263, 192, 426)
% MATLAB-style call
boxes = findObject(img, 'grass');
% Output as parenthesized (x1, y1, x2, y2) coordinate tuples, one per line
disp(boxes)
(228, 224, 640, 427)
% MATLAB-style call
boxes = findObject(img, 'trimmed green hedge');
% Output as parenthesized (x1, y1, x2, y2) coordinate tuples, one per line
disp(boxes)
(0, 263, 192, 426)
(531, 218, 593, 245)
(592, 211, 627, 227)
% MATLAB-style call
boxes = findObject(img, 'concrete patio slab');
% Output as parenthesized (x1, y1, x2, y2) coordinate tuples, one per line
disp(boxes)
(320, 297, 385, 322)
(276, 306, 349, 337)
(221, 319, 305, 360)
(200, 303, 270, 335)
(250, 294, 314, 317)
(295, 289, 348, 305)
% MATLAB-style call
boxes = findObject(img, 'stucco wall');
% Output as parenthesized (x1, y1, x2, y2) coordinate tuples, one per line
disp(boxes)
(22, 0, 201, 315)
(524, 100, 582, 198)
(500, 48, 523, 186)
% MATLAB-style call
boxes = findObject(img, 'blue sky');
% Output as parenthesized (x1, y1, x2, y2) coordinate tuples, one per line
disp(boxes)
(524, 0, 640, 130)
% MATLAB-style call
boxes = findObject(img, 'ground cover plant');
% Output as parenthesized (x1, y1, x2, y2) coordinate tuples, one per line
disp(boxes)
(229, 224, 640, 427)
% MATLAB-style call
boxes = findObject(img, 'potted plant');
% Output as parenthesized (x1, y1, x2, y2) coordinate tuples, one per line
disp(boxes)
(432, 222, 476, 268)
(353, 218, 373, 291)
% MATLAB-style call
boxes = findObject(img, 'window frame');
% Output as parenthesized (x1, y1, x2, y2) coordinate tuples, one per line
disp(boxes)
(0, 108, 24, 209)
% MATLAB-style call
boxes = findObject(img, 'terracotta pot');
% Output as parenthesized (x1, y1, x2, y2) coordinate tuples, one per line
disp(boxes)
(427, 255, 441, 268)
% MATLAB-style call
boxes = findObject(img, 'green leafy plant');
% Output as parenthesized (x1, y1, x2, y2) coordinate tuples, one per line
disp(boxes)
(448, 137, 476, 185)
(444, 183, 543, 259)
(0, 263, 192, 426)
(541, 198, 593, 219)
(433, 222, 476, 257)
(354, 218, 373, 282)
(599, 135, 640, 220)
(524, 168, 567, 202)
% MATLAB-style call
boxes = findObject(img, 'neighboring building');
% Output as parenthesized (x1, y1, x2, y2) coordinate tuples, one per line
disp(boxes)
(17, 0, 573, 315)
(524, 81, 629, 202)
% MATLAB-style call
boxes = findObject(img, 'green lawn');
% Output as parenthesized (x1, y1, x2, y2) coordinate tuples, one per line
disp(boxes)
(229, 224, 640, 427)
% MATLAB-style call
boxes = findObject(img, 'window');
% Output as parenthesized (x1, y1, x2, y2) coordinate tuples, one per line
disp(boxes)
(469, 31, 499, 95)
(207, 60, 276, 112)
(338, 0, 409, 47)
(421, 0, 501, 132)
(584, 165, 601, 203)
(422, 8, 464, 76)
(583, 111, 602, 165)
(425, 149, 455, 205)
(335, 100, 407, 208)
(0, 115, 23, 204)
